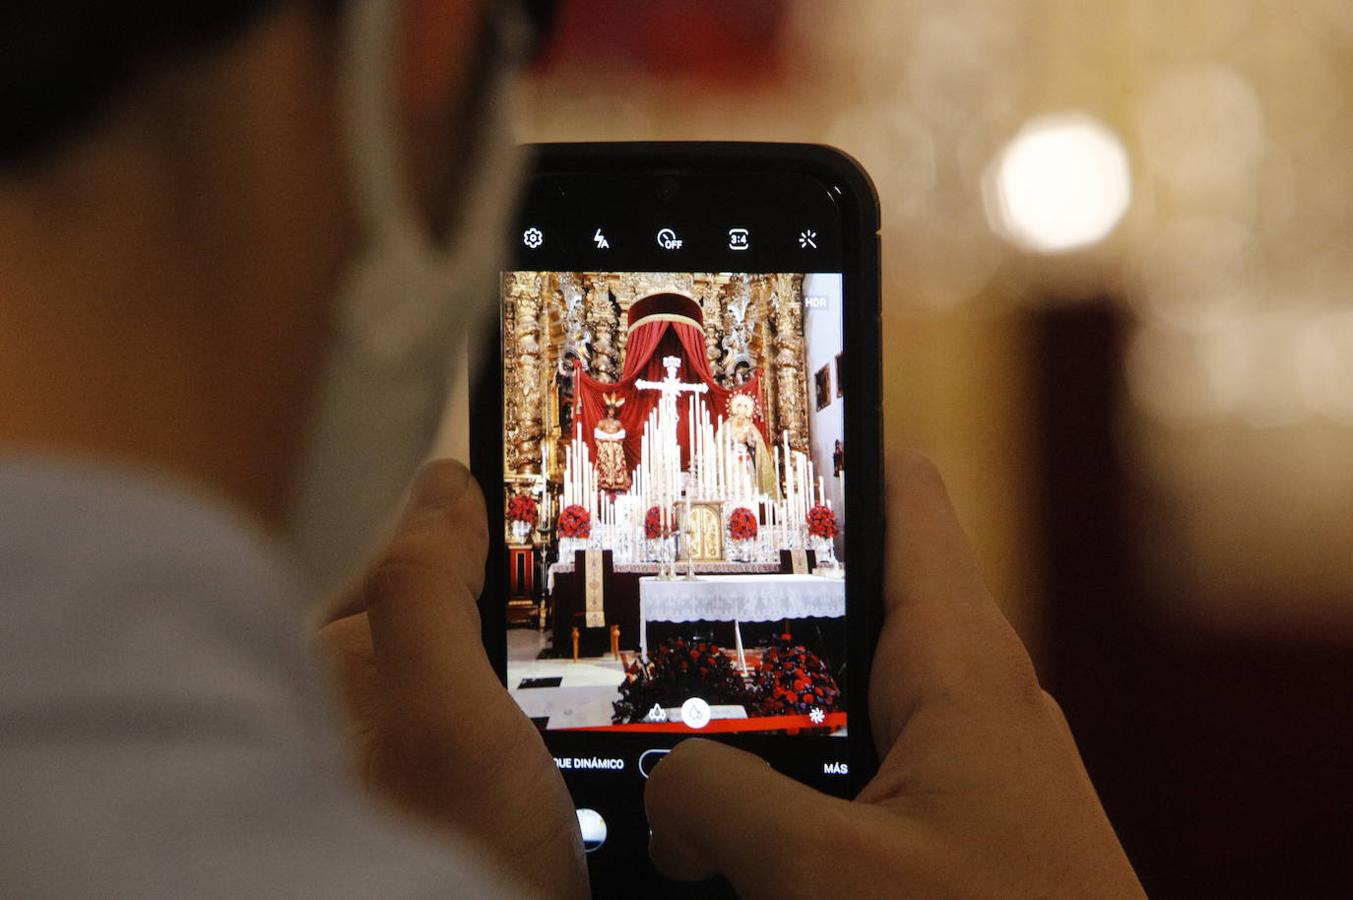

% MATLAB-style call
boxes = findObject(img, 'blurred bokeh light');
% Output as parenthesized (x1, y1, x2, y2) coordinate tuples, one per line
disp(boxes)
(514, 5, 1353, 885)
(983, 113, 1132, 254)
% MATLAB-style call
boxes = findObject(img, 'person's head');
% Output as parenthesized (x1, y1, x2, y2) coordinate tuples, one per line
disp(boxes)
(730, 393, 756, 420)
(0, 1, 549, 584)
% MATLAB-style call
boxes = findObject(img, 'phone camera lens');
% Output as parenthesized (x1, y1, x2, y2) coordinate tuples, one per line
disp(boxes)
(657, 177, 679, 204)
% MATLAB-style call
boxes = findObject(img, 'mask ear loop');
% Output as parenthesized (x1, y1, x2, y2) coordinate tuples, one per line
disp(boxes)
(283, 3, 532, 589)
(336, 1, 531, 363)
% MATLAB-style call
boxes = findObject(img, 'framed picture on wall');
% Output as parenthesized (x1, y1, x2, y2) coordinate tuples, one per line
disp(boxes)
(835, 352, 844, 398)
(815, 364, 832, 411)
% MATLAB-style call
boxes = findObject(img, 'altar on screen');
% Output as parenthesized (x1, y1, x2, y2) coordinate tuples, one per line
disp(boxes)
(501, 272, 848, 735)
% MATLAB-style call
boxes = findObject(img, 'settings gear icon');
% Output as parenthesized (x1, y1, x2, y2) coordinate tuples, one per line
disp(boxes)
(522, 227, 544, 249)
(808, 707, 826, 725)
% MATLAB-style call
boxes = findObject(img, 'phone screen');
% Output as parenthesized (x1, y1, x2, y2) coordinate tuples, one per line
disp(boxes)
(476, 145, 879, 882)
(502, 268, 848, 722)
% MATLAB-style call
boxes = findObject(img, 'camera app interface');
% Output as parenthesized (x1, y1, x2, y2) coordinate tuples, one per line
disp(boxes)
(500, 270, 848, 737)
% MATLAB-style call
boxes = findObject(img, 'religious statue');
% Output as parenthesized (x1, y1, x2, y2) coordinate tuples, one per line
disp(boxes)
(593, 393, 631, 492)
(556, 353, 577, 434)
(833, 439, 844, 477)
(717, 393, 778, 497)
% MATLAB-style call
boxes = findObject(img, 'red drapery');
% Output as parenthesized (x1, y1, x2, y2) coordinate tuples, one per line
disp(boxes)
(573, 319, 766, 473)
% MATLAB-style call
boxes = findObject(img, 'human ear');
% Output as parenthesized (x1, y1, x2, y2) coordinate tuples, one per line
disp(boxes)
(391, 0, 485, 235)
(396, 0, 482, 126)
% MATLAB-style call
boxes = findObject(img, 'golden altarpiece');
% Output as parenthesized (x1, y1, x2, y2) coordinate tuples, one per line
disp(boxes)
(502, 272, 812, 524)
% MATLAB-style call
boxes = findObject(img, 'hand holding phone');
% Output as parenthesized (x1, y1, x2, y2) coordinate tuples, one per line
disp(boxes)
(645, 452, 1144, 899)
(319, 460, 588, 900)
(475, 143, 886, 891)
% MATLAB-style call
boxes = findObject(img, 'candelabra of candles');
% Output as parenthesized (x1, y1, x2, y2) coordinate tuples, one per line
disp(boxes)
(555, 361, 835, 567)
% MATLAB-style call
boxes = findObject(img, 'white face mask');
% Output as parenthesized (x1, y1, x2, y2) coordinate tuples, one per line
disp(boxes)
(285, 1, 527, 591)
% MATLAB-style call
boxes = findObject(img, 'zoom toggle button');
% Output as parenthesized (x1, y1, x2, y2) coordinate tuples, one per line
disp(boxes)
(637, 749, 671, 779)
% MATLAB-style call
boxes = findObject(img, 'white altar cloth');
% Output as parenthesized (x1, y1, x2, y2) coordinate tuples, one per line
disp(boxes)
(638, 574, 846, 670)
(547, 560, 779, 593)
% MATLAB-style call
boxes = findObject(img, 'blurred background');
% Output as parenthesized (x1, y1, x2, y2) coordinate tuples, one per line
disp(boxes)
(514, 1, 1353, 895)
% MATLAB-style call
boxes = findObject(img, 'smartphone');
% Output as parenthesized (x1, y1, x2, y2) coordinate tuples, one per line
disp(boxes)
(471, 142, 883, 892)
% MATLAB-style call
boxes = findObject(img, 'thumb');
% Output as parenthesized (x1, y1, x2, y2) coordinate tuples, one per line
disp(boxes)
(645, 739, 856, 896)
(364, 460, 499, 728)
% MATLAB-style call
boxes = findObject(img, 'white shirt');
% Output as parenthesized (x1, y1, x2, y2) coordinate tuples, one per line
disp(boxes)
(0, 458, 507, 898)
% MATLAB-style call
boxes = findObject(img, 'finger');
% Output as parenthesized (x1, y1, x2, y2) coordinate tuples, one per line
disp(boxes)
(362, 459, 500, 729)
(314, 464, 462, 626)
(645, 739, 866, 897)
(360, 461, 588, 898)
(317, 612, 379, 740)
(871, 451, 1037, 755)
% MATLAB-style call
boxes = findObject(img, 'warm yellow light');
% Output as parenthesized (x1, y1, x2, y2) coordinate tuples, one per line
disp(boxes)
(1298, 312, 1353, 424)
(984, 113, 1132, 254)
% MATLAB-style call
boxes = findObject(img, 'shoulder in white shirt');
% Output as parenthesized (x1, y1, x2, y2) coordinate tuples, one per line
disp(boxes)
(0, 457, 509, 898)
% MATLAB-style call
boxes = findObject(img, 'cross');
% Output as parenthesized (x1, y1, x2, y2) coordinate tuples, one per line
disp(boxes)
(635, 355, 708, 402)
(637, 356, 707, 542)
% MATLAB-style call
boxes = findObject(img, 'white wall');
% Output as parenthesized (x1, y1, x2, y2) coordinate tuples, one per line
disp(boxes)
(801, 273, 845, 555)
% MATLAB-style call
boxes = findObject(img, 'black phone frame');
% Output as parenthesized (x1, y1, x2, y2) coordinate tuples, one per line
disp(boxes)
(469, 141, 883, 893)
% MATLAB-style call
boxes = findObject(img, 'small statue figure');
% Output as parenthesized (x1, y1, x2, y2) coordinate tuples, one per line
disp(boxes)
(594, 392, 631, 492)
(717, 393, 779, 498)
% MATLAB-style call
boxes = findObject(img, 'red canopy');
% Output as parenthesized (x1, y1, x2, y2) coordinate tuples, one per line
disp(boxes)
(573, 293, 767, 473)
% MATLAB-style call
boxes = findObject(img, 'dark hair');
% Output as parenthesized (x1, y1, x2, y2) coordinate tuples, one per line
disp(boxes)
(0, 2, 303, 167)
(1, 1, 560, 169)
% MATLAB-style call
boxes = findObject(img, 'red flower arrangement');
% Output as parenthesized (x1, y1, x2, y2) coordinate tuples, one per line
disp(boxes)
(612, 638, 755, 725)
(728, 506, 758, 541)
(644, 505, 670, 540)
(751, 633, 842, 719)
(506, 493, 538, 524)
(558, 503, 592, 539)
(610, 633, 845, 728)
(807, 503, 837, 540)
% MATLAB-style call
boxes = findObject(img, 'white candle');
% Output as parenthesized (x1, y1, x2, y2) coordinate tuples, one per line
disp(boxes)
(719, 423, 727, 498)
(795, 457, 806, 519)
(688, 396, 695, 473)
(707, 415, 714, 495)
(566, 445, 574, 507)
(703, 411, 714, 495)
(717, 423, 725, 498)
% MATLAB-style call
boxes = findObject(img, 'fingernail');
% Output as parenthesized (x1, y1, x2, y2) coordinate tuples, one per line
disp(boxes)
(407, 460, 471, 511)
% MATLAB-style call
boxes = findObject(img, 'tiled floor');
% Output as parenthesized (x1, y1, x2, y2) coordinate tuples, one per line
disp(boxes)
(507, 628, 628, 729)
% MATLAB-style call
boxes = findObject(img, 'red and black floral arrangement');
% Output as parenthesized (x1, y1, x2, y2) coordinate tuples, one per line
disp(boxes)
(644, 505, 672, 540)
(750, 633, 842, 717)
(506, 493, 538, 524)
(558, 503, 592, 539)
(807, 503, 837, 540)
(611, 634, 843, 725)
(612, 638, 754, 724)
(728, 506, 758, 541)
